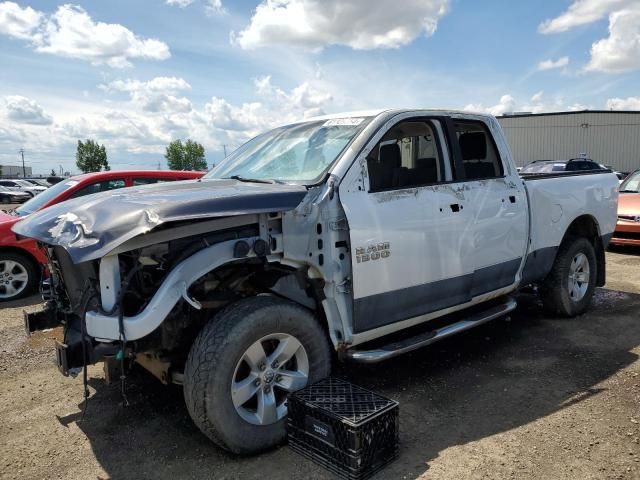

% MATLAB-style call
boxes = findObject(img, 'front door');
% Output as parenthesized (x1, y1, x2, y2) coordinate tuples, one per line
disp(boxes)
(339, 116, 474, 334)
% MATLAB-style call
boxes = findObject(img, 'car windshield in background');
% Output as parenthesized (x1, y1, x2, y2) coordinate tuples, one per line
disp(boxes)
(520, 162, 566, 173)
(15, 179, 79, 216)
(204, 117, 371, 184)
(520, 160, 604, 174)
(619, 171, 640, 193)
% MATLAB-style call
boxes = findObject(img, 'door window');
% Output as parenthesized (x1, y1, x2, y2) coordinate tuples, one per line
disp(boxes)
(453, 120, 504, 180)
(367, 121, 446, 191)
(68, 179, 126, 199)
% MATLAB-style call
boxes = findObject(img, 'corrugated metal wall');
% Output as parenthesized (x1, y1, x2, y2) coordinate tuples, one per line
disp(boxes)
(497, 111, 640, 172)
(0, 165, 32, 177)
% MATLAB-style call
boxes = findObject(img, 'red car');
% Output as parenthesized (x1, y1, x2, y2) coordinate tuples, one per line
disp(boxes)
(0, 170, 203, 301)
(611, 169, 640, 247)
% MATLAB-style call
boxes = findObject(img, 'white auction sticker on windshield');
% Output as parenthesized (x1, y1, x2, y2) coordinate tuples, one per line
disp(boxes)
(323, 118, 364, 127)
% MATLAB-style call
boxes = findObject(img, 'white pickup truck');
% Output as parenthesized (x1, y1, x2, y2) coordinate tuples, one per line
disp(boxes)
(16, 109, 618, 454)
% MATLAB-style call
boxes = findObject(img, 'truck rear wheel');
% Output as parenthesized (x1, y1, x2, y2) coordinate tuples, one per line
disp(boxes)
(539, 237, 597, 317)
(183, 296, 331, 454)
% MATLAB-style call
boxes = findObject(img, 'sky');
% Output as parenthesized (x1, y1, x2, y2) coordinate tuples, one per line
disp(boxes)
(1, 0, 640, 174)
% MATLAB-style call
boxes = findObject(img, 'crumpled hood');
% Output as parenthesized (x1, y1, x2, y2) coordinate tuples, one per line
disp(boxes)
(12, 178, 308, 264)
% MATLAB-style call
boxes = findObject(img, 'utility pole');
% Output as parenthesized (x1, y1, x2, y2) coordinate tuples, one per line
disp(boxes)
(19, 149, 26, 177)
(223, 144, 227, 157)
(157, 161, 161, 170)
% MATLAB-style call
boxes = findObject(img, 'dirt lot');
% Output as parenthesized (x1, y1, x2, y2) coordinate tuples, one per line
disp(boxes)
(1, 247, 639, 480)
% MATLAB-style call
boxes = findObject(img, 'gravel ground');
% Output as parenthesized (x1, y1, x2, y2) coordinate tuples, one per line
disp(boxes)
(0, 248, 638, 480)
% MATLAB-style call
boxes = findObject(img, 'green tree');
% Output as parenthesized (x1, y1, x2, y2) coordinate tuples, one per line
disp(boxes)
(165, 139, 207, 171)
(76, 139, 109, 173)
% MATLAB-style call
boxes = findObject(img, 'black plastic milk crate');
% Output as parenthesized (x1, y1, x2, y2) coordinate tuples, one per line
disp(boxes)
(286, 377, 399, 480)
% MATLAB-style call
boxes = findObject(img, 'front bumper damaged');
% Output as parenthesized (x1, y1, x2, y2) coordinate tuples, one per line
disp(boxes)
(26, 306, 119, 376)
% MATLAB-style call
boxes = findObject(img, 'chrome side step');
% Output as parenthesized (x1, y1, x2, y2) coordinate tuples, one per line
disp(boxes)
(345, 297, 517, 364)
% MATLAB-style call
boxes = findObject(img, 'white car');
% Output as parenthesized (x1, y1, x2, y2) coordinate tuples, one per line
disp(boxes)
(19, 109, 618, 455)
(0, 179, 47, 197)
(0, 186, 31, 203)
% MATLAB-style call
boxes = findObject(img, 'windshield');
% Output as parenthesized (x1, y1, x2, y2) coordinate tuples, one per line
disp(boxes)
(520, 162, 563, 173)
(620, 171, 640, 193)
(15, 179, 79, 216)
(204, 117, 371, 183)
(14, 180, 34, 187)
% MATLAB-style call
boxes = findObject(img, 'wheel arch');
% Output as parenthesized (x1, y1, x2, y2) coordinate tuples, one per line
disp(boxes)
(559, 214, 605, 287)
(0, 246, 40, 271)
(192, 258, 329, 324)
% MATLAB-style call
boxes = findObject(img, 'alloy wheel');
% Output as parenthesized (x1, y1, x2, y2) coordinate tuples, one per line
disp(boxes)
(231, 333, 309, 426)
(0, 259, 29, 300)
(568, 252, 590, 302)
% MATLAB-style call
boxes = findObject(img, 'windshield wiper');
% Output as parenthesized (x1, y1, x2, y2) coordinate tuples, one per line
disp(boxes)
(226, 175, 285, 184)
(619, 189, 638, 193)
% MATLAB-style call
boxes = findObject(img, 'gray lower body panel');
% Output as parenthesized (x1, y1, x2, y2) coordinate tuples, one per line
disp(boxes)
(353, 257, 521, 333)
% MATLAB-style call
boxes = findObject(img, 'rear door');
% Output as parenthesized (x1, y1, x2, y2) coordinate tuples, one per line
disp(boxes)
(339, 116, 475, 334)
(451, 118, 528, 296)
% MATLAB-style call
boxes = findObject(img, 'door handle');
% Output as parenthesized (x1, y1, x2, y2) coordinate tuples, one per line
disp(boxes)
(450, 204, 461, 213)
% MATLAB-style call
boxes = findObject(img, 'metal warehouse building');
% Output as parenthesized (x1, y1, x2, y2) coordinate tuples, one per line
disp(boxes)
(497, 110, 640, 172)
(0, 165, 32, 177)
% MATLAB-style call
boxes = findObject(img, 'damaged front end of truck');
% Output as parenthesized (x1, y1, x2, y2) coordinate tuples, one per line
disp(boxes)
(16, 178, 314, 383)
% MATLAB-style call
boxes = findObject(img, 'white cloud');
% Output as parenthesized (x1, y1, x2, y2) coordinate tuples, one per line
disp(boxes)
(101, 77, 193, 113)
(537, 56, 569, 71)
(205, 75, 333, 133)
(465, 93, 591, 115)
(166, 0, 195, 7)
(0, 74, 335, 172)
(521, 91, 564, 114)
(3, 95, 53, 125)
(464, 94, 515, 116)
(205, 0, 224, 14)
(538, 0, 631, 34)
(235, 0, 449, 50)
(606, 96, 640, 110)
(165, 0, 224, 14)
(0, 3, 170, 68)
(585, 6, 640, 73)
(0, 1, 42, 39)
(539, 1, 640, 73)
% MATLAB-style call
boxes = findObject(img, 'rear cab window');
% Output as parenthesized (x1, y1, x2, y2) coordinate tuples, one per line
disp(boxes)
(453, 120, 504, 180)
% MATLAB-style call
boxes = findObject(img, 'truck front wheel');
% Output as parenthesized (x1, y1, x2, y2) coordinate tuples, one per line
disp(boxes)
(183, 296, 332, 454)
(540, 237, 597, 317)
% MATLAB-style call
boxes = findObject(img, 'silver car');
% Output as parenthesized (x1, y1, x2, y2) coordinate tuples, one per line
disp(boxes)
(0, 186, 31, 203)
(0, 179, 47, 197)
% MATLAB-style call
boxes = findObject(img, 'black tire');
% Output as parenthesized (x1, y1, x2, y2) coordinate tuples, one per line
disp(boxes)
(539, 237, 597, 317)
(183, 296, 332, 454)
(0, 251, 38, 302)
